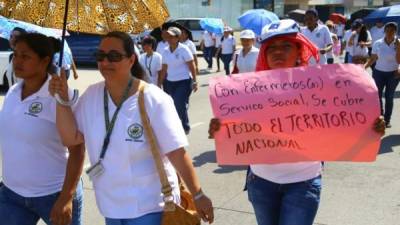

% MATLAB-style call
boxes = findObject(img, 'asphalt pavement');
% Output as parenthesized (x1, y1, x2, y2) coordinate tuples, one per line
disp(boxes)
(0, 56, 399, 225)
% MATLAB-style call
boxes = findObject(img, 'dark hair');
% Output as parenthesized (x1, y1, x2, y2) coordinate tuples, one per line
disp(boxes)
(306, 9, 318, 18)
(384, 22, 398, 31)
(15, 33, 58, 70)
(358, 25, 368, 43)
(142, 36, 157, 49)
(12, 27, 27, 35)
(48, 37, 62, 53)
(103, 31, 144, 80)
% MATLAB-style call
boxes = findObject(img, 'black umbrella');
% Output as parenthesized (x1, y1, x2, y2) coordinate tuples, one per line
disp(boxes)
(287, 9, 306, 24)
(150, 21, 193, 42)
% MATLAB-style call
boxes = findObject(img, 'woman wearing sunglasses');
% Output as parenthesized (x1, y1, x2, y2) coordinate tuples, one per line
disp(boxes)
(49, 31, 214, 225)
(159, 26, 197, 135)
(0, 33, 84, 225)
(208, 19, 386, 225)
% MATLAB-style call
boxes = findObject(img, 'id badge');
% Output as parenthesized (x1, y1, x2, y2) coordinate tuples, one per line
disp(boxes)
(86, 161, 105, 180)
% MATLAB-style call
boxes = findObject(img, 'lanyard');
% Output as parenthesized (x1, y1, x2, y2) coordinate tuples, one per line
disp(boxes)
(99, 78, 134, 161)
(145, 54, 153, 77)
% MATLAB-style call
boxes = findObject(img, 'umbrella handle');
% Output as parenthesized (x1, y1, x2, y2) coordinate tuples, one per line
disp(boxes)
(55, 91, 79, 106)
(53, 66, 79, 106)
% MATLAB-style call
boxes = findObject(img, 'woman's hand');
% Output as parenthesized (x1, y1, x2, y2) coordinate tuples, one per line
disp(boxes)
(373, 116, 386, 135)
(192, 82, 198, 92)
(49, 195, 73, 225)
(194, 194, 214, 224)
(49, 69, 69, 102)
(208, 118, 221, 139)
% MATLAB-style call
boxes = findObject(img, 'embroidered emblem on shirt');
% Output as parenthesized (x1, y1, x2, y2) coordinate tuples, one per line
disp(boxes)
(316, 32, 321, 38)
(29, 102, 43, 114)
(127, 123, 143, 140)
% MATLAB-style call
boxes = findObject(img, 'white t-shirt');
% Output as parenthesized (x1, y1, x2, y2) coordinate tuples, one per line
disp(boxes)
(74, 82, 188, 218)
(161, 43, 194, 81)
(234, 46, 259, 73)
(370, 26, 385, 44)
(202, 31, 215, 47)
(139, 52, 162, 85)
(372, 38, 399, 72)
(156, 41, 169, 54)
(352, 31, 372, 57)
(301, 24, 333, 65)
(336, 23, 345, 37)
(221, 35, 236, 55)
(344, 30, 354, 55)
(0, 77, 69, 197)
(251, 162, 322, 184)
(182, 39, 197, 55)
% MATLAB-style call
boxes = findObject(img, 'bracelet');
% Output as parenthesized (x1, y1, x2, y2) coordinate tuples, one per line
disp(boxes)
(193, 189, 204, 201)
(193, 81, 198, 85)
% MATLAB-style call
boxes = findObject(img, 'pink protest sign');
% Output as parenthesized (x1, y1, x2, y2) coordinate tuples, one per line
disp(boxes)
(209, 64, 381, 165)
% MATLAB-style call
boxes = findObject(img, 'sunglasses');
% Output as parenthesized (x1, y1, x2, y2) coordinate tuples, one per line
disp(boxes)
(94, 50, 128, 62)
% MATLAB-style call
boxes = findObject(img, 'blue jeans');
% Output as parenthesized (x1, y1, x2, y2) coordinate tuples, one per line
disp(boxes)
(372, 69, 400, 123)
(105, 212, 162, 225)
(221, 53, 233, 75)
(203, 46, 215, 68)
(163, 78, 192, 133)
(0, 181, 83, 225)
(246, 171, 321, 225)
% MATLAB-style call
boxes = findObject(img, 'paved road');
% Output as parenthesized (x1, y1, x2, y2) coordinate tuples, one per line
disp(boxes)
(0, 58, 399, 225)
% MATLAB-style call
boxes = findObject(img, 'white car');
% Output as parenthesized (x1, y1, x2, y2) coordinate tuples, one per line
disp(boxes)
(174, 18, 204, 49)
(0, 51, 13, 91)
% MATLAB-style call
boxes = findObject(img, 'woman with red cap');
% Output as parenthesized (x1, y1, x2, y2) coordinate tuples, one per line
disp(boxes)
(209, 19, 385, 225)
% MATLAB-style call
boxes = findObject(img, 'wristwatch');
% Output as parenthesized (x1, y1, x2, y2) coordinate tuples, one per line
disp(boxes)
(194, 188, 204, 200)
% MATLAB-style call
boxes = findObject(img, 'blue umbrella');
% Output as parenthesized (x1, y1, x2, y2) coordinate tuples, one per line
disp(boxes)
(199, 18, 224, 34)
(0, 15, 68, 39)
(238, 9, 279, 36)
(0, 15, 73, 67)
(363, 5, 400, 23)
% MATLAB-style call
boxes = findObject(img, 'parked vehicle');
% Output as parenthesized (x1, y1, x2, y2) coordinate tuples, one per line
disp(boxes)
(0, 37, 13, 91)
(65, 31, 102, 65)
(65, 31, 142, 65)
(174, 18, 204, 48)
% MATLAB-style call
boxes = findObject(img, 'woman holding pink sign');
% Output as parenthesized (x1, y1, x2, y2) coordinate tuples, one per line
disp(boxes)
(209, 19, 386, 225)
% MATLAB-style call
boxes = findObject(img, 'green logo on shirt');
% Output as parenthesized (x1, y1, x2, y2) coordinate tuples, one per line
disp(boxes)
(29, 102, 43, 114)
(127, 123, 143, 139)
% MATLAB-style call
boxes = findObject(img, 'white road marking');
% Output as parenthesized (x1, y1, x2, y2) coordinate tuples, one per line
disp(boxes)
(191, 122, 204, 128)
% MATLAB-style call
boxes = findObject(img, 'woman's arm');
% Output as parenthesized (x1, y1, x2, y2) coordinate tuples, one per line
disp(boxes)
(187, 60, 198, 92)
(194, 54, 199, 75)
(364, 54, 378, 69)
(49, 71, 85, 147)
(50, 144, 85, 225)
(158, 64, 168, 87)
(71, 61, 78, 80)
(396, 38, 400, 64)
(348, 33, 356, 46)
(167, 148, 214, 223)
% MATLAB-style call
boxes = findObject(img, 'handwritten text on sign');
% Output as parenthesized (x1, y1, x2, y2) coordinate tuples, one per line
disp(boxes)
(209, 64, 381, 165)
